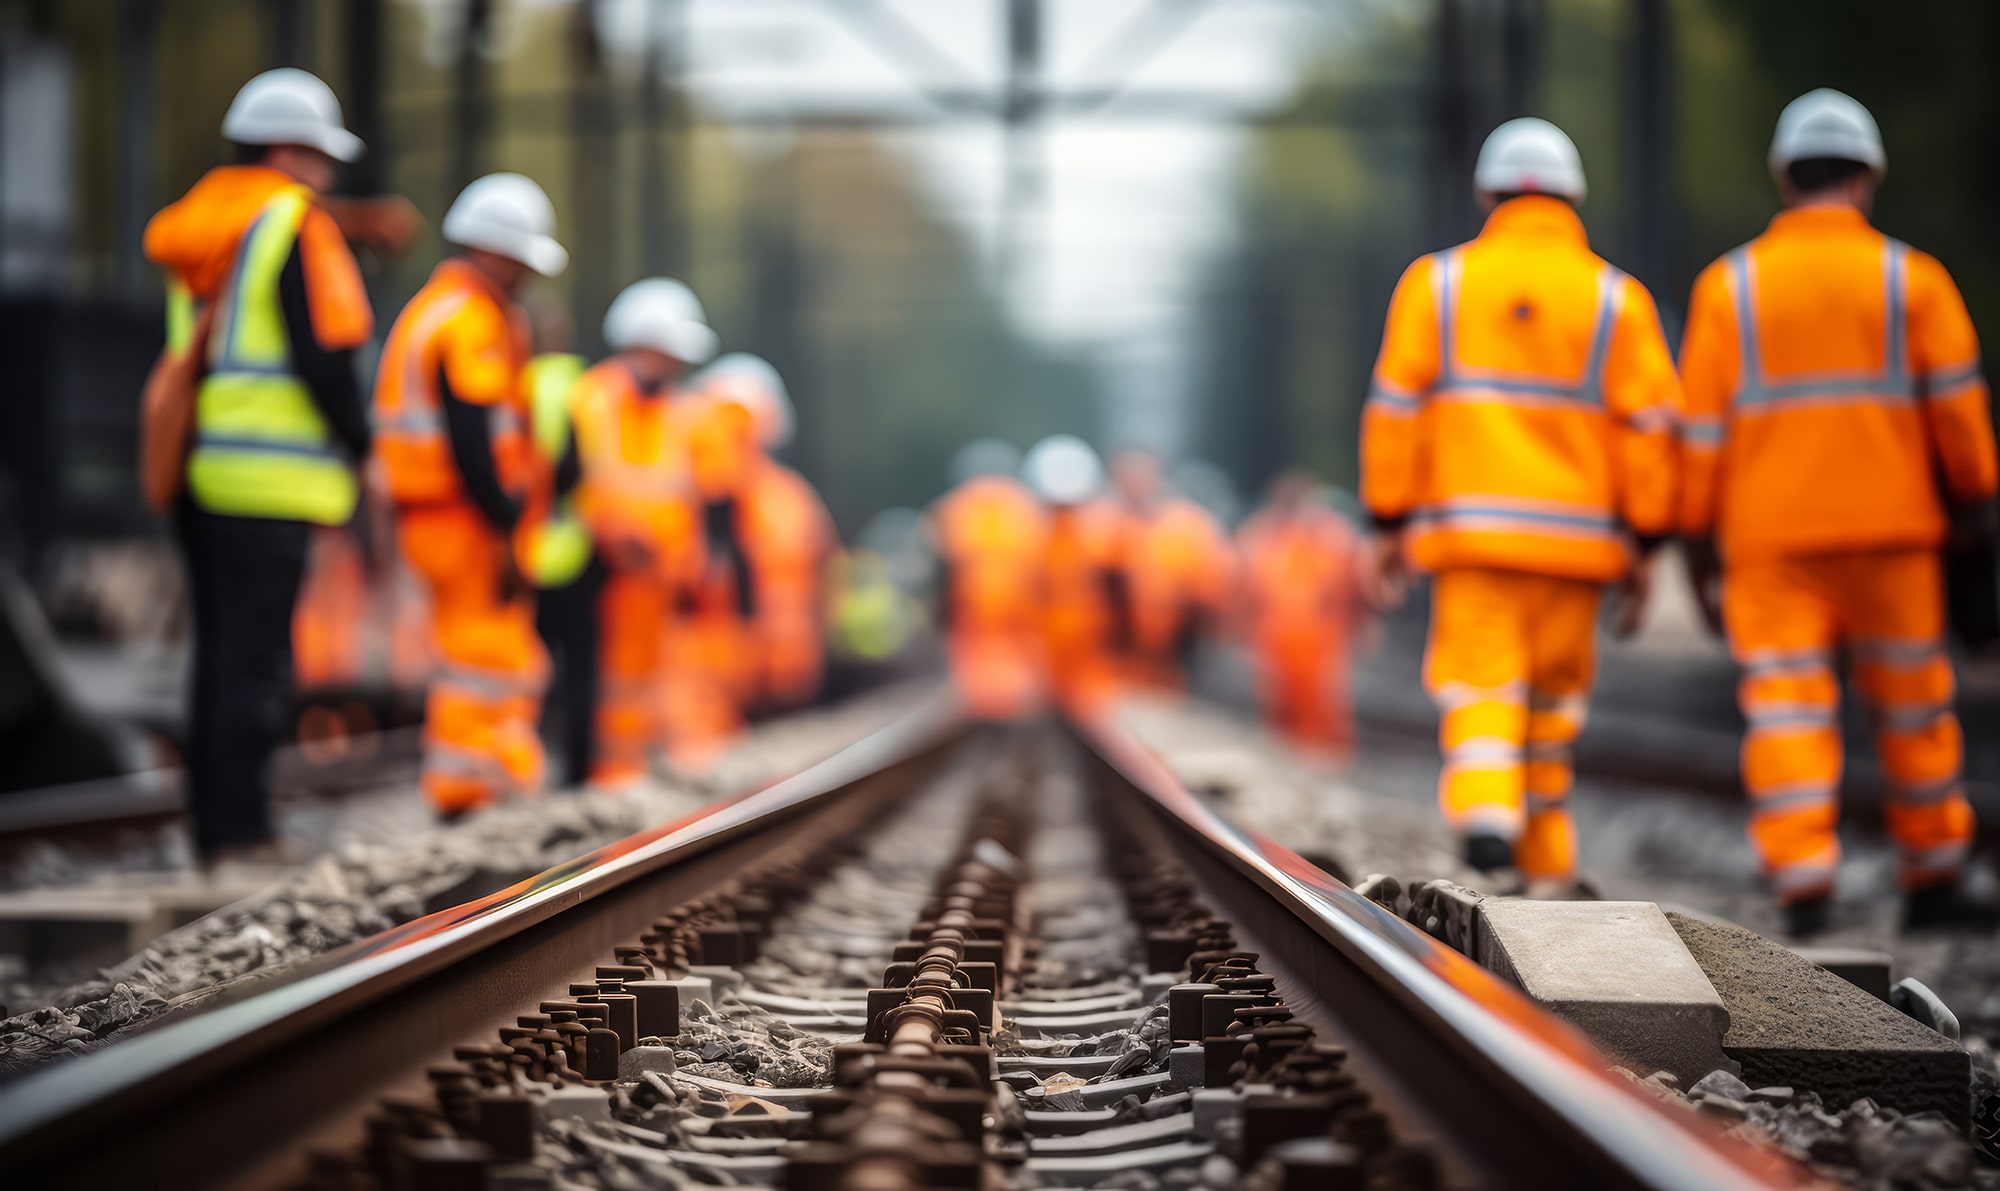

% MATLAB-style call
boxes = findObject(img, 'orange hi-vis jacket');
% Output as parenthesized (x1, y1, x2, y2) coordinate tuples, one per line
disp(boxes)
(935, 475, 1051, 637)
(373, 259, 537, 509)
(1120, 497, 1232, 666)
(569, 360, 701, 583)
(1678, 205, 1997, 557)
(1362, 197, 1682, 581)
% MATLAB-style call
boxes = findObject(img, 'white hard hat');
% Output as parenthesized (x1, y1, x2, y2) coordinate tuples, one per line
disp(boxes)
(443, 173, 568, 277)
(1769, 88, 1885, 179)
(697, 352, 791, 446)
(1473, 117, 1586, 203)
(221, 68, 363, 163)
(1022, 435, 1103, 506)
(949, 438, 1021, 487)
(603, 278, 718, 365)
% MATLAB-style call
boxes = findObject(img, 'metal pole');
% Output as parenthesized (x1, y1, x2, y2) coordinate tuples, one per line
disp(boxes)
(1630, 0, 1673, 300)
(114, 0, 157, 297)
(1500, 0, 1539, 119)
(1000, 0, 1042, 289)
(1428, 0, 1474, 245)
(451, 0, 491, 193)
(344, 0, 385, 194)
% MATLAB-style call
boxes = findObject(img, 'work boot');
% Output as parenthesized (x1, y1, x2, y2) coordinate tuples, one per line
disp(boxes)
(1903, 882, 2000, 931)
(1781, 892, 1833, 939)
(1462, 833, 1515, 874)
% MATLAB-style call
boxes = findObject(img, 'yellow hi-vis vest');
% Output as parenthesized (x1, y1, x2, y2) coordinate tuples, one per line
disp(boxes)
(523, 351, 592, 588)
(178, 186, 358, 526)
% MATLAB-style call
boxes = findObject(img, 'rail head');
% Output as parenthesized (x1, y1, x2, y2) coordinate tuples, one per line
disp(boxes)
(1072, 712, 1832, 1191)
(0, 694, 968, 1175)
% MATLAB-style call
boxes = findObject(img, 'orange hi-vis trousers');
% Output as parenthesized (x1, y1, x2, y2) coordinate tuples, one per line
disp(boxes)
(1424, 569, 1600, 879)
(594, 569, 669, 786)
(1723, 548, 1975, 902)
(1254, 626, 1354, 753)
(399, 503, 546, 814)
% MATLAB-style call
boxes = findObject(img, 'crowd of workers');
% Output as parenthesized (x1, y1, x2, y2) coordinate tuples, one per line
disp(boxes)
(146, 69, 832, 863)
(141, 68, 1994, 935)
(1361, 92, 1996, 935)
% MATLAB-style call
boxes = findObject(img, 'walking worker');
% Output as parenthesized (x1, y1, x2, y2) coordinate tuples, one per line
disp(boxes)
(930, 439, 1051, 719)
(144, 69, 375, 864)
(374, 173, 566, 817)
(686, 354, 834, 716)
(1361, 118, 1681, 882)
(1103, 449, 1234, 694)
(569, 279, 714, 783)
(1024, 435, 1122, 719)
(1678, 90, 1998, 934)
(1237, 472, 1368, 756)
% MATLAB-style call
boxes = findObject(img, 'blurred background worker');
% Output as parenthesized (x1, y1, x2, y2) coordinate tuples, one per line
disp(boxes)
(929, 439, 1050, 719)
(675, 354, 833, 759)
(1103, 449, 1233, 694)
(1362, 118, 1681, 884)
(568, 279, 714, 786)
(374, 173, 566, 818)
(144, 69, 375, 865)
(1678, 91, 2000, 936)
(1025, 435, 1120, 719)
(521, 311, 592, 789)
(1237, 471, 1368, 757)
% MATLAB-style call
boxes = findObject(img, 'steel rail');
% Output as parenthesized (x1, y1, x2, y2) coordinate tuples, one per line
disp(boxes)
(1072, 713, 1831, 1191)
(0, 696, 968, 1189)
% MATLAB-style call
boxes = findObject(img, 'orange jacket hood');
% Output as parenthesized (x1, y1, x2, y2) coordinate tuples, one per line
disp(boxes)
(144, 166, 306, 299)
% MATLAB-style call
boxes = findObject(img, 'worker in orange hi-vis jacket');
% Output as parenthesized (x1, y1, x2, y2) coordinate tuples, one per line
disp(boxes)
(1678, 91, 2000, 936)
(374, 174, 566, 818)
(930, 439, 1052, 719)
(566, 279, 715, 787)
(1237, 472, 1369, 757)
(1361, 118, 1681, 884)
(1024, 436, 1123, 720)
(1104, 449, 1234, 693)
(681, 353, 834, 733)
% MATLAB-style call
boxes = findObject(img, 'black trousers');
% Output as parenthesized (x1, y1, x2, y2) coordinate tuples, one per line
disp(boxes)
(178, 502, 311, 856)
(536, 559, 605, 789)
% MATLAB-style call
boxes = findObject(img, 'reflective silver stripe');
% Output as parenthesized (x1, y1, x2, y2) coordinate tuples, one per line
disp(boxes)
(1872, 702, 1952, 733)
(1453, 803, 1524, 839)
(1732, 239, 1917, 413)
(377, 292, 470, 438)
(1902, 840, 1969, 874)
(1749, 785, 1836, 816)
(1430, 680, 1527, 710)
(1579, 265, 1623, 403)
(1739, 647, 1833, 675)
(1888, 776, 1961, 807)
(1772, 861, 1838, 896)
(1433, 249, 1460, 385)
(376, 408, 445, 435)
(434, 664, 532, 700)
(1851, 637, 1943, 666)
(1744, 703, 1838, 731)
(1627, 405, 1676, 433)
(1527, 789, 1569, 810)
(1366, 385, 1421, 415)
(1681, 416, 1726, 447)
(1432, 253, 1622, 407)
(1923, 359, 1983, 395)
(1444, 738, 1523, 765)
(1524, 741, 1573, 764)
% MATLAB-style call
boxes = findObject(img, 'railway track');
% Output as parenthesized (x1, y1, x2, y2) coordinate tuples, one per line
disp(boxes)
(0, 698, 1824, 1190)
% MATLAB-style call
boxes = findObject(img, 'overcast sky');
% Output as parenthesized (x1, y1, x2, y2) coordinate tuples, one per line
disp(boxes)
(503, 0, 1378, 454)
